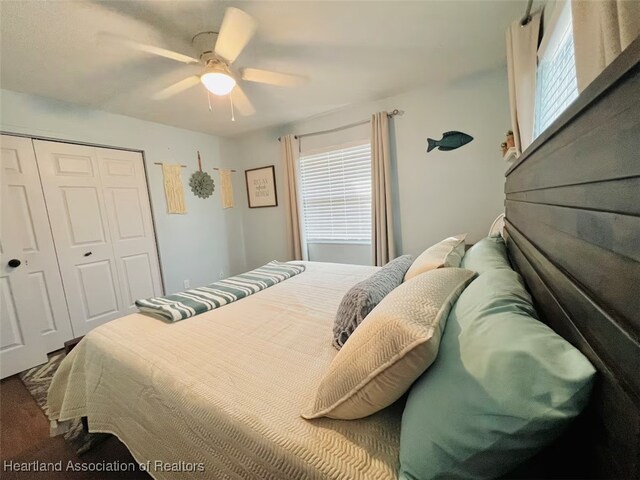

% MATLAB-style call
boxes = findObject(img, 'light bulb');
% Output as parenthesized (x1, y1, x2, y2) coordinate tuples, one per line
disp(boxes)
(201, 72, 236, 96)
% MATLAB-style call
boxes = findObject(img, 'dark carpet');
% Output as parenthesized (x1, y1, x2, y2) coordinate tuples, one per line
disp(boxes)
(1, 375, 149, 479)
(18, 352, 110, 454)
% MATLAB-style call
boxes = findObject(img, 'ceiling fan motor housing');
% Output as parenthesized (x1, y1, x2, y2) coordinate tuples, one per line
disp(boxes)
(191, 31, 220, 64)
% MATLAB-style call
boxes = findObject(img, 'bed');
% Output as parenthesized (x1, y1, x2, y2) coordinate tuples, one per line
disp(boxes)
(48, 262, 402, 480)
(49, 37, 639, 480)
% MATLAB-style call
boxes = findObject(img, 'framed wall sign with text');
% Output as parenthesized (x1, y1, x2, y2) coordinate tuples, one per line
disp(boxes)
(245, 165, 278, 208)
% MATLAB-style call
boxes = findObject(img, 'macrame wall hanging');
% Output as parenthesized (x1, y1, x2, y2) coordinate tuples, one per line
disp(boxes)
(155, 162, 187, 214)
(189, 151, 215, 199)
(213, 167, 237, 209)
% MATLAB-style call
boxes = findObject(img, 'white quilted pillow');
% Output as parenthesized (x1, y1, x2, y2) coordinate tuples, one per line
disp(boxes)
(404, 234, 467, 282)
(302, 267, 476, 420)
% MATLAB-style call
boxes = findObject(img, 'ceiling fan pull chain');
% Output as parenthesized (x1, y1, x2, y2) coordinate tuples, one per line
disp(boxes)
(230, 95, 236, 122)
(207, 91, 213, 112)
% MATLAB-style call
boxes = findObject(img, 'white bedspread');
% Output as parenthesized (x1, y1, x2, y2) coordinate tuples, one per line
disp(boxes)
(48, 262, 402, 480)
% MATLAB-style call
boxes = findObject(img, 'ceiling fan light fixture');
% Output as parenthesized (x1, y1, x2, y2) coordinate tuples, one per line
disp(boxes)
(201, 71, 236, 96)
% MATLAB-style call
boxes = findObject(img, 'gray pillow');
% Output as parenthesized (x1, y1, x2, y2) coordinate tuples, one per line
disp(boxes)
(333, 255, 414, 349)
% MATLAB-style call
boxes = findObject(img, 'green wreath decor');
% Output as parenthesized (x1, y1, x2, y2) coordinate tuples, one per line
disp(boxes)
(189, 170, 215, 199)
(189, 151, 215, 199)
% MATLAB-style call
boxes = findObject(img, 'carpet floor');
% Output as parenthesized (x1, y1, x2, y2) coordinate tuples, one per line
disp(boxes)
(18, 352, 110, 455)
(1, 374, 150, 479)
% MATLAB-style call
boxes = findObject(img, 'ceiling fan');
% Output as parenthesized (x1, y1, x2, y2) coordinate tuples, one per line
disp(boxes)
(100, 7, 309, 118)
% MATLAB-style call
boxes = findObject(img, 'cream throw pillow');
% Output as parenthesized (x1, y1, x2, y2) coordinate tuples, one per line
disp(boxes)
(302, 268, 476, 420)
(404, 234, 467, 282)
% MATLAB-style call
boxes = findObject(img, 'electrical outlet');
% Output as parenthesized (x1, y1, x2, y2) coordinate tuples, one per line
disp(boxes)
(218, 270, 225, 279)
(183, 279, 190, 289)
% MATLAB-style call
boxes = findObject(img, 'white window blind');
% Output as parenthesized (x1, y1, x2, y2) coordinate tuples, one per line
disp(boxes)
(299, 143, 372, 244)
(534, 1, 578, 138)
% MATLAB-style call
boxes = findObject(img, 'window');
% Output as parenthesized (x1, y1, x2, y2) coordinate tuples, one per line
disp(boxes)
(299, 142, 371, 244)
(534, 1, 578, 138)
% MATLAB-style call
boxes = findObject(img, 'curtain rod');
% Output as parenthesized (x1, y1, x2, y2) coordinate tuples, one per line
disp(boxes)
(278, 109, 403, 142)
(520, 0, 533, 26)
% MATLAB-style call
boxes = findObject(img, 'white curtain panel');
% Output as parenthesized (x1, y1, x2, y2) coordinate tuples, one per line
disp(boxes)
(572, 0, 640, 92)
(371, 112, 395, 266)
(281, 134, 305, 261)
(506, 10, 542, 153)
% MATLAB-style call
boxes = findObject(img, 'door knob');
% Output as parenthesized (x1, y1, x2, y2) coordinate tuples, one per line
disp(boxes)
(8, 259, 21, 268)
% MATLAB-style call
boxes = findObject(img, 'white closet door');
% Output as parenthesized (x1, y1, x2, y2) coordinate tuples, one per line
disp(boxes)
(34, 140, 162, 336)
(34, 140, 124, 336)
(96, 147, 162, 314)
(1, 135, 73, 378)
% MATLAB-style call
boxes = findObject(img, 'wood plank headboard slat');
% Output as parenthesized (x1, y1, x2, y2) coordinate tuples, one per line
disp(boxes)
(506, 201, 640, 337)
(506, 176, 640, 216)
(505, 100, 640, 194)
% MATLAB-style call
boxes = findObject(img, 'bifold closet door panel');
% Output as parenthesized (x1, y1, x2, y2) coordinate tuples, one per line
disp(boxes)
(96, 147, 162, 314)
(33, 140, 126, 336)
(1, 135, 73, 377)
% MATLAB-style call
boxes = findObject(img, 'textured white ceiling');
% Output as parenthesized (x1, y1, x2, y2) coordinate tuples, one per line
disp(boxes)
(0, 1, 527, 137)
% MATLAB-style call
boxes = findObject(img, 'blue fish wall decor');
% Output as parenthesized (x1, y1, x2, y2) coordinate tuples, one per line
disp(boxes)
(427, 131, 474, 152)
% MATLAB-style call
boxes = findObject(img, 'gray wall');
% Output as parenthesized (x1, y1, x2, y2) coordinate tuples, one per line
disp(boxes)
(233, 68, 510, 269)
(0, 89, 247, 294)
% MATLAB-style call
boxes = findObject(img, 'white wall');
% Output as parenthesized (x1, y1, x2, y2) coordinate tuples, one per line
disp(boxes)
(0, 89, 246, 294)
(233, 68, 510, 269)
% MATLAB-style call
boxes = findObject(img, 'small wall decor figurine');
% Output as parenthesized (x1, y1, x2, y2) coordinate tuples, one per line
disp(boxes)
(427, 131, 474, 152)
(506, 130, 515, 149)
(190, 151, 215, 199)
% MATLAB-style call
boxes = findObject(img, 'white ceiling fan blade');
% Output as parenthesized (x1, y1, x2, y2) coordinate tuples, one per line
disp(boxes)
(231, 86, 256, 116)
(98, 32, 199, 64)
(214, 7, 257, 64)
(153, 76, 201, 100)
(240, 68, 309, 87)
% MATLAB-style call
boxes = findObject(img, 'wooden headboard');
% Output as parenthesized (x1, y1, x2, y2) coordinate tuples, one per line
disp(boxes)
(504, 37, 640, 479)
